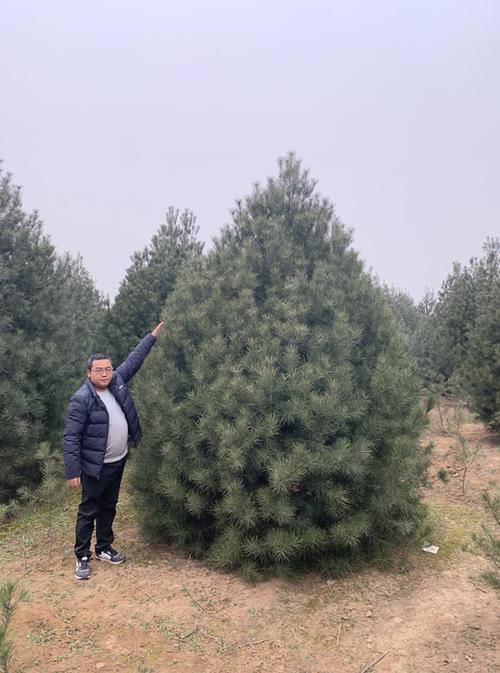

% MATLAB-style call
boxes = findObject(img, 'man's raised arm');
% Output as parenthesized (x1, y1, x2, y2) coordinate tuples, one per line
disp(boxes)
(115, 321, 165, 383)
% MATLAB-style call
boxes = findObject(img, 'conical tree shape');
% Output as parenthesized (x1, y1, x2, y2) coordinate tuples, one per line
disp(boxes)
(133, 155, 427, 576)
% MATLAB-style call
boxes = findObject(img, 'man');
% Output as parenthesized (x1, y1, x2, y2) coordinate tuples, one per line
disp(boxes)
(63, 322, 164, 580)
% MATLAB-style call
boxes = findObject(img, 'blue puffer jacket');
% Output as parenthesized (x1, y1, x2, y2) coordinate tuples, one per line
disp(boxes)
(63, 334, 156, 480)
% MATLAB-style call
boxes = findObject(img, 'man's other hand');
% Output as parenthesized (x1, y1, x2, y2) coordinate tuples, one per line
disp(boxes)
(151, 321, 165, 338)
(67, 477, 81, 489)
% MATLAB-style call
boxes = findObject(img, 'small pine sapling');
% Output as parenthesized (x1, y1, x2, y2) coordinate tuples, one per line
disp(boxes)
(448, 403, 482, 495)
(472, 490, 500, 590)
(0, 579, 28, 673)
(17, 442, 67, 560)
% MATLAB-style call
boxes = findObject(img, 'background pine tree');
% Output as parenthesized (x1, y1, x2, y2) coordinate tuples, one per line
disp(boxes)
(132, 155, 427, 577)
(458, 239, 500, 429)
(381, 285, 432, 378)
(102, 207, 203, 363)
(418, 238, 500, 429)
(424, 262, 477, 388)
(0, 165, 105, 503)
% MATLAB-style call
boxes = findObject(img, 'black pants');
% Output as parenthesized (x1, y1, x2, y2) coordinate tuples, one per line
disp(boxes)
(74, 456, 127, 559)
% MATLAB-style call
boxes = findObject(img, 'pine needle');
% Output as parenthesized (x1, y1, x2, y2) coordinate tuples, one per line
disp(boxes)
(182, 585, 209, 611)
(359, 650, 389, 673)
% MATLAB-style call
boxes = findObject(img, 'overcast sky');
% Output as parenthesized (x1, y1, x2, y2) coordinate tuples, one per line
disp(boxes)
(1, 0, 499, 301)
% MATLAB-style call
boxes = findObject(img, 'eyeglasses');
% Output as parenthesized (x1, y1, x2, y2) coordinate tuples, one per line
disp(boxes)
(91, 367, 113, 374)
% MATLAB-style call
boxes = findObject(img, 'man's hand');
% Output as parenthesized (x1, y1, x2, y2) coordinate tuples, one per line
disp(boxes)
(67, 477, 81, 489)
(151, 321, 165, 338)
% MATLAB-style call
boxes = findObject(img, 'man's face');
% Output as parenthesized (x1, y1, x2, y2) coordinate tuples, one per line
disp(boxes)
(87, 358, 113, 390)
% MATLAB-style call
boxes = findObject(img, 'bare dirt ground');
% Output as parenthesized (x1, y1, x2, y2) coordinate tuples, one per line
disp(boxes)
(1, 402, 499, 673)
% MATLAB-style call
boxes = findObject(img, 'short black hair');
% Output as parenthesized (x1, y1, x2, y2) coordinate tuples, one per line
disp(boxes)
(87, 353, 113, 370)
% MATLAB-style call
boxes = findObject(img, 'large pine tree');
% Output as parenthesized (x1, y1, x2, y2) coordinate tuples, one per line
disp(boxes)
(133, 155, 427, 576)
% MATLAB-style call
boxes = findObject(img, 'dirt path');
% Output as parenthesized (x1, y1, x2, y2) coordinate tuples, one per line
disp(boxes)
(1, 403, 499, 673)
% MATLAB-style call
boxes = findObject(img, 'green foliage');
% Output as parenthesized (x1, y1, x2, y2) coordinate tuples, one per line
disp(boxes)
(0, 164, 105, 503)
(437, 468, 449, 483)
(0, 169, 55, 500)
(133, 154, 428, 575)
(381, 286, 441, 388)
(458, 239, 500, 430)
(381, 285, 421, 349)
(17, 442, 67, 558)
(419, 238, 500, 429)
(413, 290, 439, 386)
(49, 254, 108, 424)
(424, 263, 476, 386)
(445, 403, 482, 494)
(472, 489, 500, 590)
(0, 579, 28, 673)
(102, 207, 203, 363)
